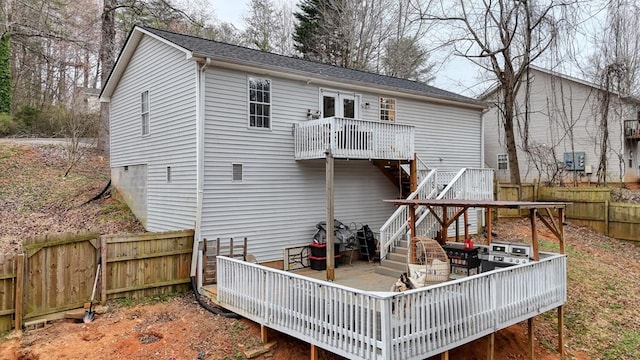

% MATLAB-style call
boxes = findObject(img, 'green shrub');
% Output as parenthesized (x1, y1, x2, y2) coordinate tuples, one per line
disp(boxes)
(0, 112, 18, 136)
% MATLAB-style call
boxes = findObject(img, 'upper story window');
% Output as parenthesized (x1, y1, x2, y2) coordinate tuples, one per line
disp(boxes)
(379, 97, 396, 122)
(497, 153, 508, 170)
(248, 77, 271, 129)
(141, 90, 150, 136)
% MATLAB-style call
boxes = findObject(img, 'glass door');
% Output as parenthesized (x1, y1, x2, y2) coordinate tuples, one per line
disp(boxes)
(321, 90, 359, 119)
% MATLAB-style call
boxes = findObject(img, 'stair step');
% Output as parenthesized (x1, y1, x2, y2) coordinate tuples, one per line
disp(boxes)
(387, 252, 406, 263)
(379, 258, 407, 271)
(374, 266, 405, 278)
(397, 240, 409, 248)
(392, 246, 408, 255)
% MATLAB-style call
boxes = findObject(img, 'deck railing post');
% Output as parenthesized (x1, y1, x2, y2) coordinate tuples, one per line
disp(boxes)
(379, 297, 392, 359)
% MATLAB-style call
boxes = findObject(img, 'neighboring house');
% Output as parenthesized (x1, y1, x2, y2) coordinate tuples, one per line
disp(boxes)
(100, 26, 490, 263)
(482, 66, 640, 184)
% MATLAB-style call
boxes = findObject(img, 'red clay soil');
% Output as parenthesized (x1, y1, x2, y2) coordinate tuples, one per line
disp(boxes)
(0, 294, 567, 360)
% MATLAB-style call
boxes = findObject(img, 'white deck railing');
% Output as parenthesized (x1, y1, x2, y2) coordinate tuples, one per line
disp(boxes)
(216, 253, 567, 360)
(293, 117, 415, 160)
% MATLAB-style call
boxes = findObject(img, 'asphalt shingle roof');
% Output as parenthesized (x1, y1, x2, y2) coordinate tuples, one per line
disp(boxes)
(142, 27, 485, 107)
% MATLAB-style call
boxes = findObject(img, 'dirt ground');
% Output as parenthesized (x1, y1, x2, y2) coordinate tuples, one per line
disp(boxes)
(0, 294, 561, 360)
(1, 141, 639, 359)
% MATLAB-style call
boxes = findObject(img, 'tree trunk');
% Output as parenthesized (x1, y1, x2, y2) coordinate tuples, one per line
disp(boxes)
(501, 81, 522, 185)
(98, 0, 116, 155)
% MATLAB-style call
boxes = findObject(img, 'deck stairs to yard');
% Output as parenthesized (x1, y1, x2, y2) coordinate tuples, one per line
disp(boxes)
(375, 165, 494, 278)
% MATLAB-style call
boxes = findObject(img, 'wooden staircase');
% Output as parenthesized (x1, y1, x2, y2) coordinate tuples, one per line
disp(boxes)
(373, 160, 412, 198)
(375, 239, 409, 278)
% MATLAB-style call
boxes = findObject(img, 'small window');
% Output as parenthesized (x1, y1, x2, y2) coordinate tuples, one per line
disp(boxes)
(141, 90, 150, 136)
(379, 97, 396, 122)
(497, 154, 508, 170)
(124, 166, 129, 171)
(232, 163, 243, 181)
(166, 166, 171, 182)
(248, 77, 271, 128)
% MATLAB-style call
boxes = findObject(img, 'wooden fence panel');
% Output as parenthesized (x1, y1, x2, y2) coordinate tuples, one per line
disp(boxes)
(0, 254, 17, 332)
(497, 185, 520, 217)
(103, 229, 194, 300)
(538, 187, 612, 202)
(22, 232, 99, 320)
(609, 203, 640, 241)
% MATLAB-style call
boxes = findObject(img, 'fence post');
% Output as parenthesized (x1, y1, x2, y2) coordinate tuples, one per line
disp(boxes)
(14, 254, 24, 331)
(101, 237, 107, 305)
(604, 200, 609, 236)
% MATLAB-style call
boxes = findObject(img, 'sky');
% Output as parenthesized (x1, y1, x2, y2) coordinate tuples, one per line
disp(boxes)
(211, 0, 478, 95)
(208, 0, 601, 97)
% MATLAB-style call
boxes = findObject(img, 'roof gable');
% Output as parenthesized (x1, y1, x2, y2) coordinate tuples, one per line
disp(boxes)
(102, 26, 485, 108)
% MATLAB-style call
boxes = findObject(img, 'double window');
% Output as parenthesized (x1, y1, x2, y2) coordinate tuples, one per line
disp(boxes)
(248, 77, 271, 129)
(141, 90, 149, 136)
(379, 97, 396, 121)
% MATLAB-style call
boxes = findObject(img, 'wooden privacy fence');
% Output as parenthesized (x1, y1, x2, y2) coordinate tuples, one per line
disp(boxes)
(0, 229, 194, 333)
(496, 184, 640, 241)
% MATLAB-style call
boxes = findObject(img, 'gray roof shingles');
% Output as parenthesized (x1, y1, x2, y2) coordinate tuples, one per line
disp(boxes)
(142, 27, 485, 107)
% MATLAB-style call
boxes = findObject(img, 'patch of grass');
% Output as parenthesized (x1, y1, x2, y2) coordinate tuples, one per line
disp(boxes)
(110, 292, 182, 308)
(597, 242, 614, 251)
(603, 331, 640, 360)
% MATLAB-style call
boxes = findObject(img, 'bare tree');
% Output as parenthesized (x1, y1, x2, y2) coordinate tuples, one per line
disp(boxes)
(588, 0, 640, 186)
(243, 0, 296, 55)
(416, 0, 576, 184)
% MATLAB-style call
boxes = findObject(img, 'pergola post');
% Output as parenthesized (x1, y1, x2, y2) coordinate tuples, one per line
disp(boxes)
(530, 208, 539, 261)
(325, 148, 335, 281)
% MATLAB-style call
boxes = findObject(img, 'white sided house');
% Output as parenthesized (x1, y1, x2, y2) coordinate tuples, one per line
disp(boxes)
(483, 66, 640, 185)
(101, 26, 494, 266)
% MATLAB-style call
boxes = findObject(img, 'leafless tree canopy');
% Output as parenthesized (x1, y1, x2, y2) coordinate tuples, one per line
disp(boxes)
(414, 0, 578, 184)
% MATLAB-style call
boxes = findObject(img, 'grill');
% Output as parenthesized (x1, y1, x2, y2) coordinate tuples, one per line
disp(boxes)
(482, 242, 532, 271)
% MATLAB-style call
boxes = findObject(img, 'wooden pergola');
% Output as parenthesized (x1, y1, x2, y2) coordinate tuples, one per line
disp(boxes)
(385, 198, 569, 360)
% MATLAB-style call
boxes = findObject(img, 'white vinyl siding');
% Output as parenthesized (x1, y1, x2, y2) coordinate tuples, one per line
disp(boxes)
(484, 68, 636, 183)
(202, 67, 483, 262)
(110, 35, 197, 231)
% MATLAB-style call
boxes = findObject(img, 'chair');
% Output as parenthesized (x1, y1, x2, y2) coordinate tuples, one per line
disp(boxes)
(407, 237, 450, 287)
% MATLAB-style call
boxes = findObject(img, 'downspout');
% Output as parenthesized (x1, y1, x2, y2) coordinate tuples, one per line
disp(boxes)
(481, 108, 489, 168)
(191, 58, 212, 283)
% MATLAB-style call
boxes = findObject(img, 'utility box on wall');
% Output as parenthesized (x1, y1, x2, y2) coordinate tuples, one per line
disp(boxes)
(564, 152, 586, 171)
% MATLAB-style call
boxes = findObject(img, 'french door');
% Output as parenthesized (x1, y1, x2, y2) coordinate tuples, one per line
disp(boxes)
(321, 89, 360, 119)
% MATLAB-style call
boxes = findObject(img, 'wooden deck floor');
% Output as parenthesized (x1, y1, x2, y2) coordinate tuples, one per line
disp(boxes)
(200, 260, 399, 304)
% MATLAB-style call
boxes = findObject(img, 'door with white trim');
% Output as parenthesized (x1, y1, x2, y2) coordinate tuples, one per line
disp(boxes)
(320, 89, 360, 119)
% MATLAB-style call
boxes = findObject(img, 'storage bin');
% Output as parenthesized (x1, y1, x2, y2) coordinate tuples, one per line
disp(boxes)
(308, 255, 341, 270)
(310, 243, 341, 258)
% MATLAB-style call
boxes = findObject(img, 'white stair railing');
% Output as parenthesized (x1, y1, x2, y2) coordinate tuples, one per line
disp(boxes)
(415, 168, 494, 238)
(378, 169, 438, 260)
(379, 167, 494, 261)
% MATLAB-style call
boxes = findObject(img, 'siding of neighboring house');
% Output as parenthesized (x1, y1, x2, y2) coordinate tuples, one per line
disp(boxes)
(485, 68, 637, 184)
(110, 35, 197, 231)
(201, 66, 484, 262)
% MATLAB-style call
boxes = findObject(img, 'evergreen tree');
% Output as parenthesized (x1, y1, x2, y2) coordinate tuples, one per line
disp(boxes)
(0, 34, 11, 114)
(293, 0, 322, 59)
(293, 0, 346, 65)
